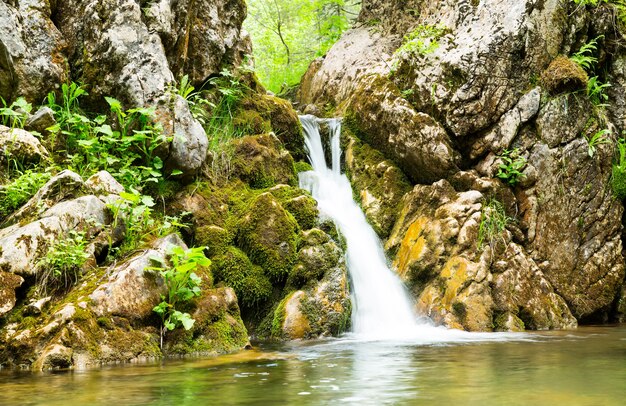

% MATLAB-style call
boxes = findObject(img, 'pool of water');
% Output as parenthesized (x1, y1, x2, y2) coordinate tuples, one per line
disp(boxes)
(1, 325, 625, 405)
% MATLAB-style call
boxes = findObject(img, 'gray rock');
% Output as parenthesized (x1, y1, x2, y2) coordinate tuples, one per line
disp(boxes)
(90, 234, 187, 321)
(25, 107, 56, 134)
(0, 1, 67, 103)
(0, 195, 109, 277)
(0, 125, 48, 165)
(85, 171, 124, 196)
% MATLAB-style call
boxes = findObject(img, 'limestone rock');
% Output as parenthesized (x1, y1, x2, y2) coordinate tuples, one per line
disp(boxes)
(90, 234, 186, 321)
(0, 272, 24, 317)
(25, 107, 56, 134)
(0, 1, 67, 103)
(0, 125, 48, 165)
(85, 171, 125, 196)
(0, 195, 109, 278)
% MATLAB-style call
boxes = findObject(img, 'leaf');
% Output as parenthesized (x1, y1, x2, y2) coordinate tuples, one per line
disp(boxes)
(179, 312, 195, 330)
(171, 169, 183, 176)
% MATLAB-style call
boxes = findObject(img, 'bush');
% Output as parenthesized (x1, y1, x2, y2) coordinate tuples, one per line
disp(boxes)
(0, 170, 51, 218)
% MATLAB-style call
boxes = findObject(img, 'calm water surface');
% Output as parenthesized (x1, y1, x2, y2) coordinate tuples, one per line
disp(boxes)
(1, 325, 625, 405)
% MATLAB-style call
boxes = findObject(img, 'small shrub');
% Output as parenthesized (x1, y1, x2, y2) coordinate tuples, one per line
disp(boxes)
(478, 199, 512, 250)
(496, 148, 527, 186)
(37, 230, 91, 294)
(151, 246, 211, 348)
(0, 170, 51, 218)
(0, 97, 32, 128)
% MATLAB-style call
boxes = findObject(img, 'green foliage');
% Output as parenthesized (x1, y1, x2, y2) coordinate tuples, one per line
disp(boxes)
(174, 75, 211, 126)
(107, 190, 157, 254)
(37, 230, 91, 293)
(496, 148, 527, 186)
(585, 128, 611, 157)
(477, 199, 511, 250)
(47, 83, 170, 190)
(152, 246, 210, 346)
(569, 36, 602, 71)
(587, 76, 611, 106)
(0, 170, 51, 218)
(612, 138, 626, 199)
(0, 97, 32, 128)
(245, 0, 360, 93)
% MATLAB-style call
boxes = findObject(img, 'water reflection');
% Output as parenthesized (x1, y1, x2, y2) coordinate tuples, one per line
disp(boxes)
(0, 326, 624, 405)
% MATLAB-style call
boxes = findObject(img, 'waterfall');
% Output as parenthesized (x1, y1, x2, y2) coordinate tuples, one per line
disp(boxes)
(299, 115, 419, 339)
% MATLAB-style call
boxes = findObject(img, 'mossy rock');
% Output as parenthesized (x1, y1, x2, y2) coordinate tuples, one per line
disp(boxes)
(233, 109, 272, 135)
(240, 94, 305, 160)
(283, 195, 319, 230)
(231, 134, 297, 189)
(235, 193, 299, 282)
(294, 161, 313, 174)
(541, 56, 588, 95)
(196, 225, 231, 257)
(211, 247, 273, 308)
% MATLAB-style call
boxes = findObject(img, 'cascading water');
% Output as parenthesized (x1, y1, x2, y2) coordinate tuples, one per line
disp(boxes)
(298, 115, 420, 339)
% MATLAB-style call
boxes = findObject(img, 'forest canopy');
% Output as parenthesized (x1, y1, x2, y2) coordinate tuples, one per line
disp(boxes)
(244, 0, 361, 94)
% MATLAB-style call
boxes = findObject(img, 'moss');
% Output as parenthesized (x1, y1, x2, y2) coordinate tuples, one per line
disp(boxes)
(233, 109, 272, 136)
(240, 95, 305, 160)
(211, 247, 272, 308)
(452, 301, 467, 321)
(294, 161, 313, 174)
(230, 134, 297, 189)
(282, 195, 319, 230)
(96, 316, 114, 330)
(196, 225, 231, 257)
(541, 56, 588, 95)
(270, 295, 289, 339)
(235, 193, 299, 282)
(612, 165, 626, 200)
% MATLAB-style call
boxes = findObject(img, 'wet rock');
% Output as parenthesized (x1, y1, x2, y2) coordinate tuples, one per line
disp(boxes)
(33, 344, 73, 370)
(0, 125, 48, 165)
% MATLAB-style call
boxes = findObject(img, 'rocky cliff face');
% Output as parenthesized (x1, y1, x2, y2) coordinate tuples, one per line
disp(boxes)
(0, 0, 351, 370)
(300, 0, 626, 330)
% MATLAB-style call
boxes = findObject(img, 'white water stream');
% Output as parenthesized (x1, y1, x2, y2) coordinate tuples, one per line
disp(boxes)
(298, 115, 522, 343)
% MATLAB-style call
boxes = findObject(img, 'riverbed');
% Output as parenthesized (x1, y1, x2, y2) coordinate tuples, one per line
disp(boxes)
(1, 325, 625, 405)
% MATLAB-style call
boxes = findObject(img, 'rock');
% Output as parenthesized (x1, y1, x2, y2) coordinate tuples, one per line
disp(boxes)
(0, 272, 24, 317)
(0, 195, 109, 277)
(33, 344, 73, 370)
(344, 75, 459, 184)
(235, 193, 299, 282)
(0, 1, 67, 103)
(0, 125, 48, 165)
(345, 135, 411, 238)
(24, 296, 52, 316)
(164, 287, 248, 355)
(230, 134, 297, 188)
(25, 107, 56, 134)
(157, 94, 208, 177)
(385, 179, 576, 331)
(90, 234, 186, 321)
(85, 171, 125, 196)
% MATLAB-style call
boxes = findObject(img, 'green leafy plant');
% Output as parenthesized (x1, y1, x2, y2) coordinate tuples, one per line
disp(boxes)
(0, 97, 32, 129)
(585, 128, 611, 157)
(151, 246, 211, 348)
(0, 170, 51, 218)
(174, 75, 211, 126)
(37, 230, 91, 294)
(569, 36, 602, 71)
(107, 190, 157, 255)
(477, 199, 512, 250)
(496, 148, 527, 186)
(587, 76, 611, 107)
